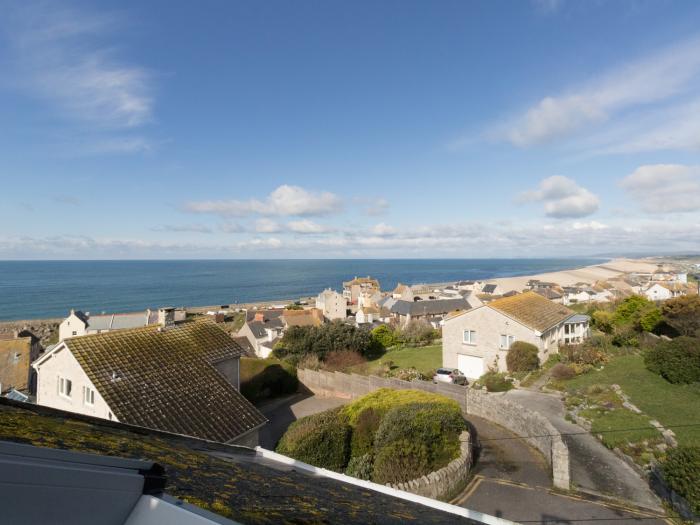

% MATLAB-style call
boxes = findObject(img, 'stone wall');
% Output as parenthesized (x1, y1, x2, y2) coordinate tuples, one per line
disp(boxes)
(297, 368, 570, 490)
(388, 431, 472, 501)
(0, 319, 60, 348)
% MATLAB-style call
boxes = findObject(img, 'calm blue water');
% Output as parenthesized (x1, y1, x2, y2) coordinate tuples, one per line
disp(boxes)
(0, 258, 605, 321)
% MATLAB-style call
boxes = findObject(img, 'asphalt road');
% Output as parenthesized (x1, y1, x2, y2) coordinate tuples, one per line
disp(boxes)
(503, 389, 662, 511)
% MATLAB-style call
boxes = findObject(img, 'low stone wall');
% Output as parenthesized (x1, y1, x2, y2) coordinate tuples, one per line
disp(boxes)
(297, 368, 570, 490)
(0, 319, 60, 348)
(388, 431, 471, 501)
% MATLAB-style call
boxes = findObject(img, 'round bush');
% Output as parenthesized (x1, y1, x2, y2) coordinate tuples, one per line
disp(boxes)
(276, 407, 351, 471)
(372, 402, 465, 483)
(662, 446, 700, 514)
(506, 341, 540, 372)
(551, 363, 576, 380)
(644, 336, 700, 384)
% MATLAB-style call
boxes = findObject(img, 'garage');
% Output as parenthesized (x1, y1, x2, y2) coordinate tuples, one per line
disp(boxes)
(458, 354, 484, 379)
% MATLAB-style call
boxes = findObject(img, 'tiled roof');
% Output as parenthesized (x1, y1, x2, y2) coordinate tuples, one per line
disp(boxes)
(282, 308, 324, 327)
(481, 284, 497, 293)
(65, 319, 266, 443)
(0, 400, 481, 525)
(488, 291, 574, 332)
(391, 298, 472, 316)
(534, 288, 563, 300)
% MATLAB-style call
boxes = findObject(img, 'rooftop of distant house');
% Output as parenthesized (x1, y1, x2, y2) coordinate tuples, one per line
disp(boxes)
(488, 291, 576, 332)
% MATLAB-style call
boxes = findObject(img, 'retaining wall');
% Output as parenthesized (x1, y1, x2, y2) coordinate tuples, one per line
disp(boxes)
(388, 430, 472, 501)
(297, 368, 570, 490)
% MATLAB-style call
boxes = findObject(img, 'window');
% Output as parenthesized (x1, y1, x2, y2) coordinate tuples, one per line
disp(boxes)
(463, 330, 476, 344)
(499, 335, 515, 349)
(83, 386, 95, 406)
(58, 376, 72, 398)
(72, 331, 77, 336)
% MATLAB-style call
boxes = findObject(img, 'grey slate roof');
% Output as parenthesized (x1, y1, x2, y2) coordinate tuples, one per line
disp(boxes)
(564, 314, 590, 324)
(481, 284, 498, 293)
(391, 298, 472, 316)
(86, 312, 152, 331)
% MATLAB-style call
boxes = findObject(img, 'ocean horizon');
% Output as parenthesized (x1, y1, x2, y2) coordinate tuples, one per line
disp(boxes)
(0, 258, 605, 321)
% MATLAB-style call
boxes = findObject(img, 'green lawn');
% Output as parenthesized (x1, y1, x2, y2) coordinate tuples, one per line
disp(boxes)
(563, 354, 700, 446)
(348, 344, 442, 376)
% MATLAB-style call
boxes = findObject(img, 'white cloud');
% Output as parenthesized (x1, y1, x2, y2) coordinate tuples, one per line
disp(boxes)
(151, 224, 212, 234)
(287, 219, 333, 234)
(363, 198, 390, 216)
(620, 164, 700, 213)
(572, 221, 608, 231)
(486, 36, 700, 147)
(520, 176, 600, 218)
(370, 223, 398, 236)
(184, 185, 342, 217)
(255, 218, 282, 233)
(220, 222, 245, 234)
(4, 3, 154, 129)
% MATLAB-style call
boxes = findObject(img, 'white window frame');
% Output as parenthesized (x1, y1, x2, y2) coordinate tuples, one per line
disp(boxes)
(499, 334, 515, 349)
(83, 386, 95, 406)
(463, 330, 476, 345)
(58, 376, 72, 399)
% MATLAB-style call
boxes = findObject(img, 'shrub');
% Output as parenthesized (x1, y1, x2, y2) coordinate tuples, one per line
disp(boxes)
(611, 325, 639, 347)
(342, 388, 460, 424)
(592, 310, 615, 334)
(345, 453, 374, 480)
(372, 402, 465, 484)
(480, 371, 513, 392)
(506, 341, 540, 372)
(612, 296, 662, 332)
(550, 363, 576, 380)
(297, 353, 321, 370)
(350, 407, 381, 457)
(644, 336, 700, 384)
(662, 295, 700, 337)
(273, 321, 381, 361)
(560, 341, 607, 367)
(372, 324, 400, 348)
(276, 408, 351, 471)
(384, 367, 426, 381)
(398, 320, 437, 346)
(321, 350, 366, 372)
(239, 357, 298, 403)
(662, 446, 700, 514)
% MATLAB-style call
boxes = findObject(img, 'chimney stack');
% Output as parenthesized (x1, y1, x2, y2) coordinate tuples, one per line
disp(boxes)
(254, 312, 265, 322)
(158, 307, 176, 329)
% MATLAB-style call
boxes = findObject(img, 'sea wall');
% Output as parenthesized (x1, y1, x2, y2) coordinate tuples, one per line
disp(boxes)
(297, 368, 570, 490)
(388, 431, 472, 501)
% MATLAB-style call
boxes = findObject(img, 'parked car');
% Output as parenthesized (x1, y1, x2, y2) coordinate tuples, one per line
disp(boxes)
(433, 368, 467, 385)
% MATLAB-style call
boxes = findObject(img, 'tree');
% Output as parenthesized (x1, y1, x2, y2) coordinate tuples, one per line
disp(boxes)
(591, 310, 614, 334)
(398, 320, 437, 346)
(662, 295, 700, 337)
(273, 321, 381, 362)
(612, 295, 662, 332)
(371, 324, 400, 349)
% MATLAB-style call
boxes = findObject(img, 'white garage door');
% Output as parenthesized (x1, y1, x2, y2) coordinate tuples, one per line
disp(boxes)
(458, 354, 484, 379)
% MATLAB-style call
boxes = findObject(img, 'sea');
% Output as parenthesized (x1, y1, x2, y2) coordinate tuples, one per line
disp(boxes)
(0, 258, 605, 321)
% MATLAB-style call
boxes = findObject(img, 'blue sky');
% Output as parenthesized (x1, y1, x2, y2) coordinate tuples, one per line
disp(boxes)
(2, 0, 700, 259)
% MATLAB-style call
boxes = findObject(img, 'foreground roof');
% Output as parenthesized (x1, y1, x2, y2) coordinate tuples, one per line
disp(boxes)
(0, 400, 485, 525)
(63, 319, 266, 442)
(488, 291, 574, 332)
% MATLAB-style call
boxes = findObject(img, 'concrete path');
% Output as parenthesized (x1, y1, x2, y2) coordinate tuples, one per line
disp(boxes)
(504, 388, 663, 511)
(257, 393, 348, 449)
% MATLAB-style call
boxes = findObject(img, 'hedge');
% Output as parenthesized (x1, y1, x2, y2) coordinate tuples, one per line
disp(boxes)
(276, 407, 351, 471)
(644, 336, 700, 384)
(662, 446, 700, 514)
(506, 341, 539, 372)
(341, 388, 460, 425)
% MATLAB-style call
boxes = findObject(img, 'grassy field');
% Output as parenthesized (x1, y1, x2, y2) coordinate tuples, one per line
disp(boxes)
(562, 354, 700, 446)
(348, 344, 442, 376)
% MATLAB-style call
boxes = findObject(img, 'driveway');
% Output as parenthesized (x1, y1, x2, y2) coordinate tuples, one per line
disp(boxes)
(459, 413, 667, 525)
(503, 388, 662, 511)
(257, 393, 348, 449)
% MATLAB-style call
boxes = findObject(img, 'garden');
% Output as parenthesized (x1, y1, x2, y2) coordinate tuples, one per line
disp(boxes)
(275, 388, 467, 487)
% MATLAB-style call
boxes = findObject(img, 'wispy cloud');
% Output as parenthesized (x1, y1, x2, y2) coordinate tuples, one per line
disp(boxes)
(519, 176, 600, 218)
(620, 164, 700, 213)
(2, 2, 156, 154)
(53, 195, 81, 206)
(185, 185, 343, 218)
(479, 35, 700, 148)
